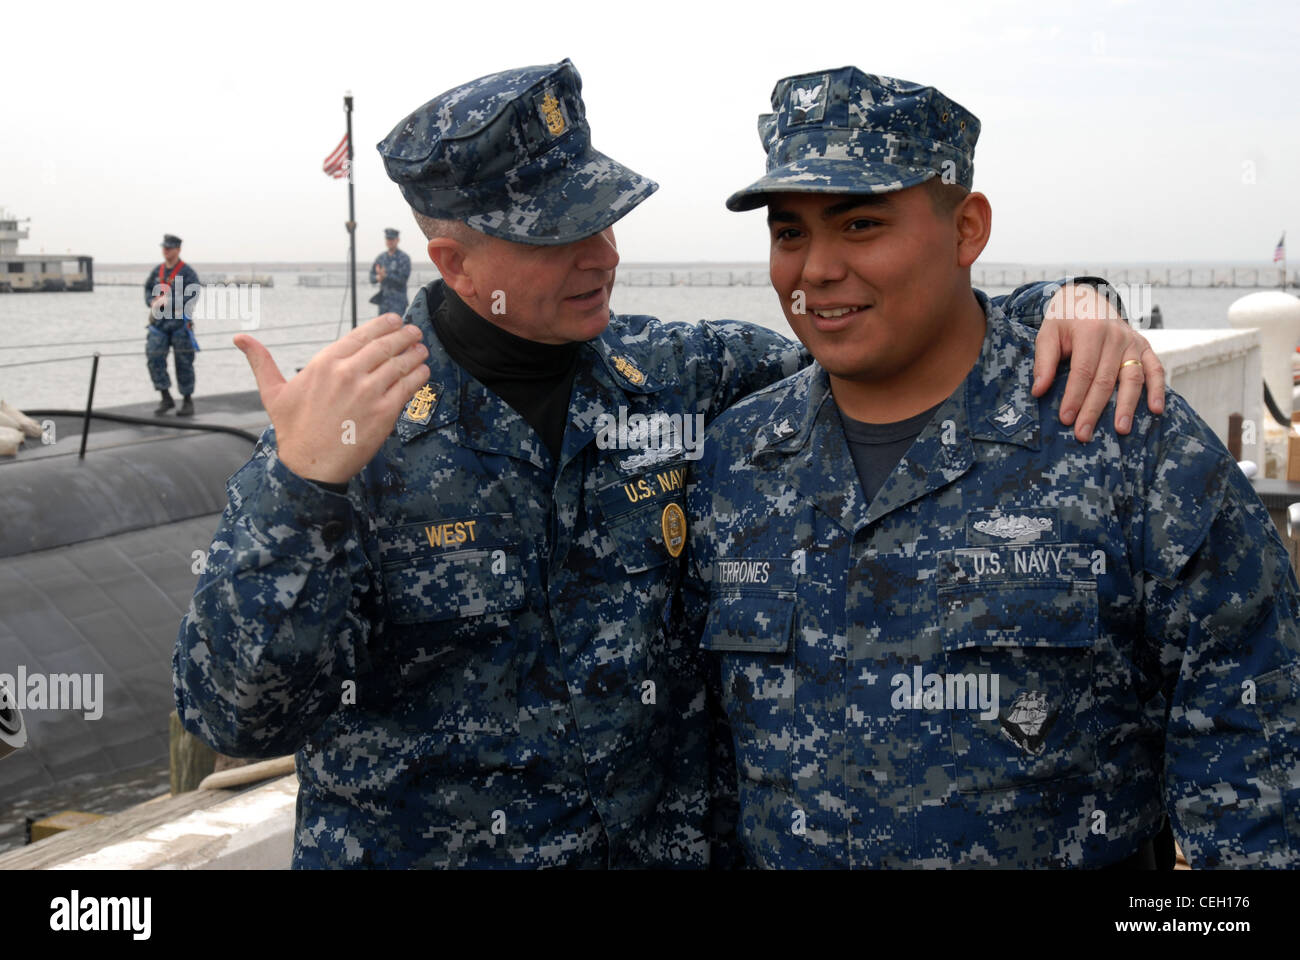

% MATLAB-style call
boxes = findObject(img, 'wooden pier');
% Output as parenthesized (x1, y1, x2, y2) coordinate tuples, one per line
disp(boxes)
(96, 273, 272, 287)
(971, 266, 1297, 290)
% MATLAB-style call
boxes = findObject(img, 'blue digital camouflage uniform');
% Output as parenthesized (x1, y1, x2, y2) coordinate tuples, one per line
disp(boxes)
(379, 60, 656, 245)
(144, 245, 200, 395)
(688, 63, 1300, 867)
(171, 59, 1113, 869)
(175, 279, 804, 867)
(685, 297, 1300, 868)
(369, 246, 411, 317)
(172, 58, 762, 869)
(174, 279, 1072, 869)
(725, 71, 980, 211)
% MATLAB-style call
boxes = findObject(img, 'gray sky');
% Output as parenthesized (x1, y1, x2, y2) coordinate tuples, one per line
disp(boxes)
(5, 0, 1296, 265)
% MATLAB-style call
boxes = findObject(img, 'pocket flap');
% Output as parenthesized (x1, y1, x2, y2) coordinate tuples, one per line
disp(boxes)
(700, 589, 794, 654)
(597, 462, 691, 574)
(940, 582, 1097, 653)
(379, 514, 525, 625)
(384, 549, 525, 624)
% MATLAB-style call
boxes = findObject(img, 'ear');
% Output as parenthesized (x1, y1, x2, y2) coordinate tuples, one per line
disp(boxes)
(954, 192, 991, 268)
(427, 238, 476, 300)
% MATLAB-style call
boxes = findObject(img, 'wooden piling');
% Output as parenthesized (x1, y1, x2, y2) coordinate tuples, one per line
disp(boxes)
(169, 710, 217, 794)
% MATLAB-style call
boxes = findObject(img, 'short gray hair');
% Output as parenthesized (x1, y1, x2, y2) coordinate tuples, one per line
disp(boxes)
(411, 209, 482, 246)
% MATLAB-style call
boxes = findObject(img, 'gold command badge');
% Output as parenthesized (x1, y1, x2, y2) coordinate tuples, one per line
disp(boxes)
(661, 502, 686, 558)
(612, 356, 646, 386)
(404, 384, 437, 423)
(541, 92, 566, 136)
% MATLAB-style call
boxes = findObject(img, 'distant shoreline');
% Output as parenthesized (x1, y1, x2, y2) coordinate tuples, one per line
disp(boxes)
(92, 259, 1291, 272)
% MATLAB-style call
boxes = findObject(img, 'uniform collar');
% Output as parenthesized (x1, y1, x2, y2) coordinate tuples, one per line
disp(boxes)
(559, 312, 670, 470)
(963, 290, 1042, 452)
(750, 293, 1041, 534)
(753, 293, 1040, 455)
(395, 280, 671, 470)
(395, 281, 463, 444)
(584, 321, 665, 396)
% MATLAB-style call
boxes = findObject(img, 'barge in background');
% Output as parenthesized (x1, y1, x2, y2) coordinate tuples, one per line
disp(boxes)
(0, 209, 93, 293)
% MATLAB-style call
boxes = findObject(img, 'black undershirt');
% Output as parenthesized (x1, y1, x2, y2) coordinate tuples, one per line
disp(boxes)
(311, 288, 582, 494)
(839, 401, 943, 503)
(434, 287, 581, 463)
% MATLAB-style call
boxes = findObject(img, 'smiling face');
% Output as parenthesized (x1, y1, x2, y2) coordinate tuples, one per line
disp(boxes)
(454, 228, 619, 344)
(767, 182, 987, 386)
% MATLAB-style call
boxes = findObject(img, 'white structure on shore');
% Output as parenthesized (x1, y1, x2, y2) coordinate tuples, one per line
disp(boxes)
(0, 208, 94, 292)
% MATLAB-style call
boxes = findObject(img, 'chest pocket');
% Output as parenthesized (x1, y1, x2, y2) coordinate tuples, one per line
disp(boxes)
(940, 578, 1099, 793)
(376, 513, 526, 737)
(596, 461, 690, 574)
(378, 513, 526, 625)
(700, 575, 798, 787)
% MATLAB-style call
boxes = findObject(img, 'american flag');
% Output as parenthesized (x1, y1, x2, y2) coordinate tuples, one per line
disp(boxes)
(322, 133, 350, 179)
(1274, 232, 1286, 263)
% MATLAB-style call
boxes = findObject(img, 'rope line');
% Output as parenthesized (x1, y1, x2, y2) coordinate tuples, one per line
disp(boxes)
(0, 337, 336, 370)
(0, 318, 347, 351)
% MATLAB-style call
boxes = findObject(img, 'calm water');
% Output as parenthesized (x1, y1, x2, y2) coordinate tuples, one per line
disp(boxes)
(0, 264, 1264, 413)
(0, 763, 173, 856)
(0, 264, 1275, 856)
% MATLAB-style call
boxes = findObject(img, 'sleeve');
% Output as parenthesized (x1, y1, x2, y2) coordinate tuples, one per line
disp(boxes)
(1136, 415, 1300, 867)
(684, 439, 742, 867)
(688, 320, 809, 424)
(172, 426, 382, 758)
(369, 257, 379, 284)
(145, 270, 156, 307)
(988, 275, 1126, 329)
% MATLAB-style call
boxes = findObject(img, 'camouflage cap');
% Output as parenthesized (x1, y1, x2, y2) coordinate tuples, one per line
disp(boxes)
(161, 234, 182, 247)
(377, 59, 658, 245)
(726, 68, 980, 211)
(383, 228, 400, 239)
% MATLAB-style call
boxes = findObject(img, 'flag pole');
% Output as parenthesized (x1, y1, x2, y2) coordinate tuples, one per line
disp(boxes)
(345, 91, 358, 329)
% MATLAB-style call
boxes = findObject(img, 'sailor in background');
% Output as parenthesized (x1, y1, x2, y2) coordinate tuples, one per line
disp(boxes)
(369, 227, 411, 317)
(145, 234, 200, 416)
